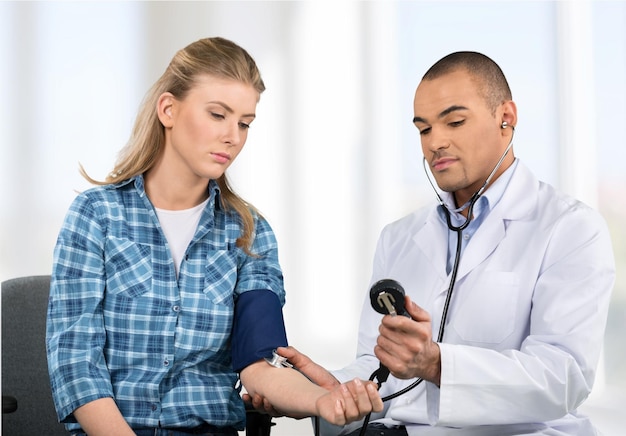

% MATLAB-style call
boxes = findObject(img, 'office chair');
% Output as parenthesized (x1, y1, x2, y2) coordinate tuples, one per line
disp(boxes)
(2, 275, 274, 436)
(2, 275, 68, 435)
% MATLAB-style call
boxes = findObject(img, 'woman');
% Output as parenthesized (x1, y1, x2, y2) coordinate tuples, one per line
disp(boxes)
(46, 37, 382, 436)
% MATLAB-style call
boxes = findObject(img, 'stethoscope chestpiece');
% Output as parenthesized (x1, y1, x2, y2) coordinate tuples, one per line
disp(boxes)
(264, 350, 293, 368)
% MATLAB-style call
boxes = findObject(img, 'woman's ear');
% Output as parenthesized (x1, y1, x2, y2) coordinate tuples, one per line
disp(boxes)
(157, 92, 175, 128)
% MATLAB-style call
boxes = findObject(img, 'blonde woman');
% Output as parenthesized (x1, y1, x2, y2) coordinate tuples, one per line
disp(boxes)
(46, 37, 382, 436)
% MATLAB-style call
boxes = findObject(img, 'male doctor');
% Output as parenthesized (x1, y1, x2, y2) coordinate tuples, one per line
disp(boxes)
(248, 51, 615, 435)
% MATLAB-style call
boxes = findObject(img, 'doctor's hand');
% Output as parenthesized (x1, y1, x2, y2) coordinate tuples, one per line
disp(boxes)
(375, 296, 441, 386)
(276, 346, 341, 390)
(315, 378, 384, 426)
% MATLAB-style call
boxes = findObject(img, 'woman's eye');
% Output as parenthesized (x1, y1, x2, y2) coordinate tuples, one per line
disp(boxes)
(210, 112, 225, 120)
(238, 122, 251, 130)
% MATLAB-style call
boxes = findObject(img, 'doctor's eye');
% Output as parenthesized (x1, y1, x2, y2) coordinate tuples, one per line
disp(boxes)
(418, 127, 431, 135)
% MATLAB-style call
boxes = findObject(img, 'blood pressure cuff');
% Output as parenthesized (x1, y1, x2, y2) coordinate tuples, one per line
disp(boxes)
(231, 289, 288, 373)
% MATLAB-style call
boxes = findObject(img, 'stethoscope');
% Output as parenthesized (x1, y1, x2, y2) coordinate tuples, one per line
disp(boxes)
(356, 122, 516, 436)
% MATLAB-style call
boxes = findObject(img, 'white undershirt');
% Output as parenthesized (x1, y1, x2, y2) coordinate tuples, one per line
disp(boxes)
(155, 198, 208, 277)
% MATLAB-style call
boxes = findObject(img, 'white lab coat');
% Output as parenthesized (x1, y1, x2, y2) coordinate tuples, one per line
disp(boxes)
(330, 161, 615, 436)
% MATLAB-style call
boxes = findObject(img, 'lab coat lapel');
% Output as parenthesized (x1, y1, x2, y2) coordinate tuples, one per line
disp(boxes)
(455, 214, 506, 280)
(413, 207, 449, 281)
(455, 162, 538, 281)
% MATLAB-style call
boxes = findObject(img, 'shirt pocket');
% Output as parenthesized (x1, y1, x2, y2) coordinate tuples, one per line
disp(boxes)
(203, 249, 238, 306)
(451, 271, 520, 344)
(105, 237, 152, 298)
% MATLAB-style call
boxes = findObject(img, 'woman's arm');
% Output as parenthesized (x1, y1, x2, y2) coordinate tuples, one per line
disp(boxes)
(73, 398, 135, 436)
(47, 193, 117, 424)
(240, 360, 383, 425)
(236, 218, 382, 424)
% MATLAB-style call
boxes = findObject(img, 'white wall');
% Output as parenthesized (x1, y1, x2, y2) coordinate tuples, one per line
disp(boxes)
(1, 1, 624, 434)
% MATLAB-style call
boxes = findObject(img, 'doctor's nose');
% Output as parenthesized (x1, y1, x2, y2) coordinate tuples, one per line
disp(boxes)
(423, 131, 450, 152)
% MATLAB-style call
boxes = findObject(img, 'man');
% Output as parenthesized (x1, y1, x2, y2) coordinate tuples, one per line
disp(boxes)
(250, 52, 615, 435)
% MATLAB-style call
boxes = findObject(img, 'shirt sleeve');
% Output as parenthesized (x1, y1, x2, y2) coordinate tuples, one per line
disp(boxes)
(234, 216, 286, 304)
(230, 215, 288, 372)
(46, 193, 114, 423)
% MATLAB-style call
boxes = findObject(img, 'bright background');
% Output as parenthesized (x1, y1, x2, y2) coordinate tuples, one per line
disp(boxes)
(1, 1, 624, 435)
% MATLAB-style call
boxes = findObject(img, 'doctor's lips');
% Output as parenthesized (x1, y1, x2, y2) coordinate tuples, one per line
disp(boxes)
(432, 156, 457, 171)
(211, 152, 231, 164)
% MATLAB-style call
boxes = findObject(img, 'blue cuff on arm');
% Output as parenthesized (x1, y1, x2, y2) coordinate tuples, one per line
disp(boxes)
(231, 289, 288, 373)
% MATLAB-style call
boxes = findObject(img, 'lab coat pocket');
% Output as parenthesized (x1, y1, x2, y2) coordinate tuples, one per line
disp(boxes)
(451, 271, 520, 344)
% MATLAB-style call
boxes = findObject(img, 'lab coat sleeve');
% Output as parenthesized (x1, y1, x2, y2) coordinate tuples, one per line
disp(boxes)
(433, 204, 615, 426)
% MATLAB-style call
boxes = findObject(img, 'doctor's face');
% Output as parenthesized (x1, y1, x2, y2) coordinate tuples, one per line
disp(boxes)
(413, 68, 514, 207)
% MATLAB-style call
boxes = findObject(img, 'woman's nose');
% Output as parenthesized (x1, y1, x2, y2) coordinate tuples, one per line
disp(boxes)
(222, 122, 241, 146)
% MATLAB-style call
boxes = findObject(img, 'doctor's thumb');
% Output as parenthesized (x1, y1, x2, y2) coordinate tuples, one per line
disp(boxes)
(405, 297, 431, 322)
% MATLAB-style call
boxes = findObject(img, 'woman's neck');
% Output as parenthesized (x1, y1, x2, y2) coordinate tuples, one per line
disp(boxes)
(144, 166, 209, 210)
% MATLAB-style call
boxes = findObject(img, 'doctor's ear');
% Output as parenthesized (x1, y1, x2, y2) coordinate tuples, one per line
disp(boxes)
(499, 101, 517, 132)
(157, 92, 175, 127)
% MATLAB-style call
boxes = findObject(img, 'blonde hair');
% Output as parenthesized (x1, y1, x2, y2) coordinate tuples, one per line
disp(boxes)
(81, 37, 266, 252)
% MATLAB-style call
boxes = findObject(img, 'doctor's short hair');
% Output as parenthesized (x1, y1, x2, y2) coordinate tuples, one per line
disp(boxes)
(422, 51, 512, 115)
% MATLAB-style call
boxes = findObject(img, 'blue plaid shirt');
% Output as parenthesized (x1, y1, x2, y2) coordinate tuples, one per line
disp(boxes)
(46, 175, 285, 431)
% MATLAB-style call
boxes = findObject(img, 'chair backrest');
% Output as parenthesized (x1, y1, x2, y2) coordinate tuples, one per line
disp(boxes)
(1, 275, 274, 435)
(2, 275, 68, 435)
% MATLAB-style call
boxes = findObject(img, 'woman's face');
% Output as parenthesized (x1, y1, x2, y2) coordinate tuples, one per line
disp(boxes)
(161, 74, 259, 182)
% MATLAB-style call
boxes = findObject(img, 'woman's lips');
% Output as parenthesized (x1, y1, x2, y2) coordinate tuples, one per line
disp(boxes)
(211, 152, 231, 164)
